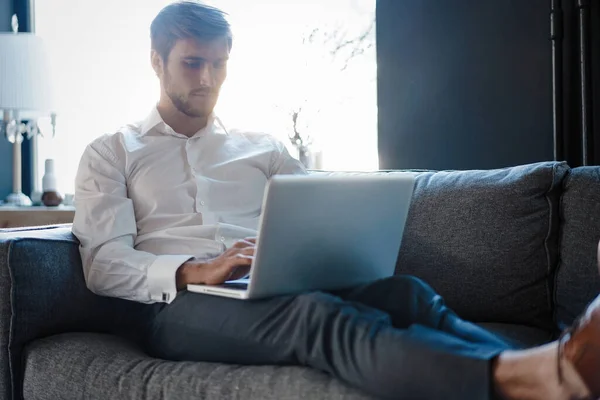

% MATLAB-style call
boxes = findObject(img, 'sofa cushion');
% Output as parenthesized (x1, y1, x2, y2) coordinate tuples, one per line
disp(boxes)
(23, 333, 373, 400)
(0, 227, 152, 400)
(395, 161, 568, 330)
(555, 167, 600, 327)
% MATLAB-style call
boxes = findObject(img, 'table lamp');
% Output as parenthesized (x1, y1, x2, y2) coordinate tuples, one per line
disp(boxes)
(0, 14, 56, 206)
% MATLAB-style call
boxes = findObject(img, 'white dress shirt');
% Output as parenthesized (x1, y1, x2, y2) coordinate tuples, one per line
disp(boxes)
(72, 107, 306, 304)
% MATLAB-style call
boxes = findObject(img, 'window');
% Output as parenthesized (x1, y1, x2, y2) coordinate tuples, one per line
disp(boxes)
(34, 0, 377, 194)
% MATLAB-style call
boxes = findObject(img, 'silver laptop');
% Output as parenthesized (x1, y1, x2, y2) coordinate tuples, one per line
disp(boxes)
(187, 173, 415, 300)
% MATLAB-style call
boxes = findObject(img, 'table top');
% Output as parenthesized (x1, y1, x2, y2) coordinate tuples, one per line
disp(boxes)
(0, 205, 75, 212)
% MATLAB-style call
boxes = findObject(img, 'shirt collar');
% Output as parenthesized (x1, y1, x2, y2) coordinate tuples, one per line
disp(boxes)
(140, 106, 228, 138)
(139, 107, 163, 136)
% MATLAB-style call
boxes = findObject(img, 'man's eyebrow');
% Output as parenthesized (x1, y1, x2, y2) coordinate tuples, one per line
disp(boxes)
(181, 56, 229, 61)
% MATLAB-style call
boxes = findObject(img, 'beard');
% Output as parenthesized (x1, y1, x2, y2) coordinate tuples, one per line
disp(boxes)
(164, 71, 216, 118)
(167, 90, 206, 118)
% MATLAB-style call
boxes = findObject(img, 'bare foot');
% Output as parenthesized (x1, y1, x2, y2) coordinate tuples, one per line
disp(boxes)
(494, 342, 591, 400)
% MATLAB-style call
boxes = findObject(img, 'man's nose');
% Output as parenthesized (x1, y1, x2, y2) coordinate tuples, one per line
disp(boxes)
(198, 64, 215, 87)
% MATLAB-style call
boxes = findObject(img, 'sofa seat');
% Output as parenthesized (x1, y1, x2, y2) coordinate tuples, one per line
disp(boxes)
(22, 322, 552, 400)
(22, 333, 373, 400)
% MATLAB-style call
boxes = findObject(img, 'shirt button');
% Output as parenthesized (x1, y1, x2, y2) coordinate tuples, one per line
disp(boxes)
(200, 200, 206, 206)
(220, 236, 225, 242)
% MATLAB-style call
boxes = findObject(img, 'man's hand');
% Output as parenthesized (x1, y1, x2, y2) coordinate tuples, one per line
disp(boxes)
(176, 237, 256, 290)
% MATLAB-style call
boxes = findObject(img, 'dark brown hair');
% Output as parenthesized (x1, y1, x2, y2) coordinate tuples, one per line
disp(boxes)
(150, 1, 232, 61)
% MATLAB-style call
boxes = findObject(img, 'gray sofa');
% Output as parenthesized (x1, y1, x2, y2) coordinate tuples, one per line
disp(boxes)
(1, 161, 599, 400)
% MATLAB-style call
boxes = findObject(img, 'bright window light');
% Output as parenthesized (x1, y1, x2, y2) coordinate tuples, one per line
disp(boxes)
(34, 0, 377, 194)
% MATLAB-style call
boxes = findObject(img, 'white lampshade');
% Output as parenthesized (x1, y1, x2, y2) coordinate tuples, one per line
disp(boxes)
(0, 33, 54, 116)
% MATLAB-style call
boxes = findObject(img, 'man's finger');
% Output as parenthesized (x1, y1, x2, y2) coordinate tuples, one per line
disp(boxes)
(232, 239, 255, 249)
(239, 247, 255, 256)
(224, 254, 253, 271)
(234, 252, 254, 260)
(228, 265, 252, 281)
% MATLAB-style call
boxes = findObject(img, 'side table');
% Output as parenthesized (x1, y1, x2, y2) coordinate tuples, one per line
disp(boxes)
(0, 206, 75, 228)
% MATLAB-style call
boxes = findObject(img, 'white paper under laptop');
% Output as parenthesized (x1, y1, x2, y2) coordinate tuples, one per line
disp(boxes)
(187, 173, 415, 300)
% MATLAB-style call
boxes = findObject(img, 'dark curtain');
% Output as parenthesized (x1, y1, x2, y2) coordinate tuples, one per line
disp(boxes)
(376, 0, 600, 170)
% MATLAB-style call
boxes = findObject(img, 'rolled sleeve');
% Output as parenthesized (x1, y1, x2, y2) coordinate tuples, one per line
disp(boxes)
(147, 255, 194, 303)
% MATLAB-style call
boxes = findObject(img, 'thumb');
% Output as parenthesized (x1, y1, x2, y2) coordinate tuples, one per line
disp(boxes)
(227, 263, 252, 281)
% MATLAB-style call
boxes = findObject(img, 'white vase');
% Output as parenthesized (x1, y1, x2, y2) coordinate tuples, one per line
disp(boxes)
(42, 159, 57, 192)
(41, 159, 63, 206)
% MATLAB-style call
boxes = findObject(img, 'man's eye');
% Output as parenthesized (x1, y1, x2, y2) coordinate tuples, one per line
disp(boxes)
(185, 62, 201, 69)
(214, 61, 227, 69)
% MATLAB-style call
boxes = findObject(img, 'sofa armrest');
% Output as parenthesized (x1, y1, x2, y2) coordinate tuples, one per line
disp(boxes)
(0, 224, 149, 400)
(0, 223, 73, 233)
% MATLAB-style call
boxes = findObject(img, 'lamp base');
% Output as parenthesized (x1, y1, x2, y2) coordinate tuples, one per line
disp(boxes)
(5, 192, 33, 206)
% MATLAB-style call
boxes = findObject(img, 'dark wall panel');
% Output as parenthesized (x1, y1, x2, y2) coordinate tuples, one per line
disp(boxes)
(377, 0, 553, 170)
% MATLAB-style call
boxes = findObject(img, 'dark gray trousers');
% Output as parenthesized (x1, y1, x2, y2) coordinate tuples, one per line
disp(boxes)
(144, 275, 510, 399)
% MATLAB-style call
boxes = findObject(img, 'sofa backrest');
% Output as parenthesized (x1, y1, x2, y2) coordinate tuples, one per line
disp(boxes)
(396, 161, 568, 331)
(0, 227, 150, 400)
(555, 167, 600, 327)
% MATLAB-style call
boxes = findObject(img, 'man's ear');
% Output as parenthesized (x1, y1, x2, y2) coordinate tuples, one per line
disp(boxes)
(151, 50, 163, 77)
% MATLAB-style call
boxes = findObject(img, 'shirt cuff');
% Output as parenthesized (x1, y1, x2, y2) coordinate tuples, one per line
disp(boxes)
(147, 254, 194, 303)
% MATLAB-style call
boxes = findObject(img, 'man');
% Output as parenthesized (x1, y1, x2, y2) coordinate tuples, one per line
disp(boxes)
(73, 2, 600, 399)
